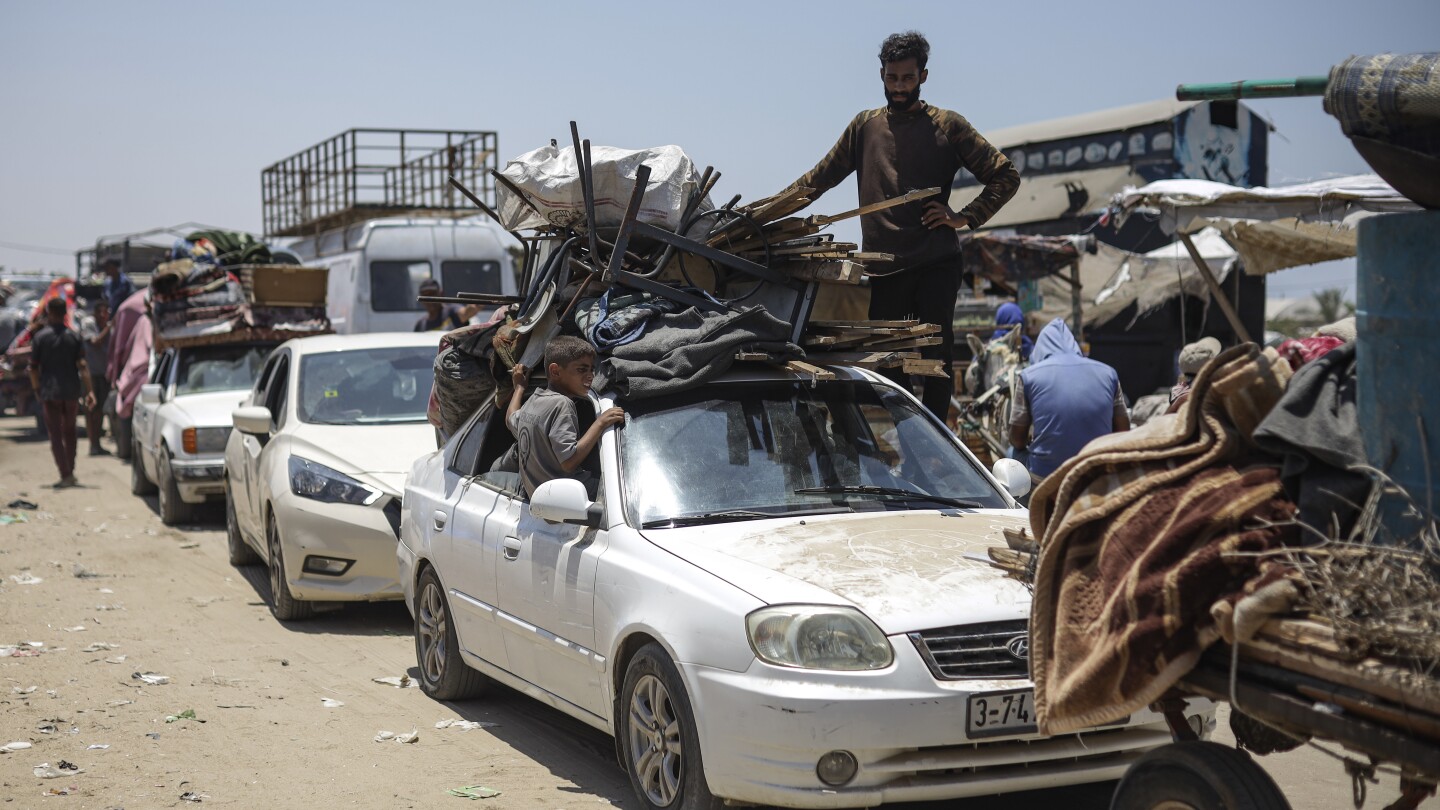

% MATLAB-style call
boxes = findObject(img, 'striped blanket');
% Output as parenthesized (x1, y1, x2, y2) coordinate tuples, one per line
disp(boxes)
(1028, 344, 1299, 735)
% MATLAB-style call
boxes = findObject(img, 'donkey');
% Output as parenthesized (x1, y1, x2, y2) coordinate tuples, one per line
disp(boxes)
(959, 325, 1026, 463)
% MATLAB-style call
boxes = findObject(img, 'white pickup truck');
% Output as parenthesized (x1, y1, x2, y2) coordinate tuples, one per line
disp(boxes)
(131, 342, 276, 524)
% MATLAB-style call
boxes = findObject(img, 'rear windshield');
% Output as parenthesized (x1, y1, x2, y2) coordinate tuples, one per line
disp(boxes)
(441, 260, 502, 296)
(369, 261, 432, 312)
(174, 345, 272, 395)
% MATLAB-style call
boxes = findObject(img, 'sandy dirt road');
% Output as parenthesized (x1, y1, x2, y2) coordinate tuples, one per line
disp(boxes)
(0, 414, 1408, 809)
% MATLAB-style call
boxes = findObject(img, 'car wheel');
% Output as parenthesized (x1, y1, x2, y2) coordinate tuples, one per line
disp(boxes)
(130, 439, 156, 496)
(266, 512, 314, 621)
(157, 449, 194, 526)
(414, 567, 486, 700)
(225, 480, 259, 566)
(620, 643, 722, 810)
(1111, 741, 1291, 810)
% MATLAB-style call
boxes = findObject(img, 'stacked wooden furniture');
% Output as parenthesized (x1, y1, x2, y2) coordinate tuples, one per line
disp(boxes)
(735, 318, 946, 382)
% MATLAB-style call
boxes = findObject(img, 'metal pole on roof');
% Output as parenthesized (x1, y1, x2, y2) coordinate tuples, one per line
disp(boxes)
(1176, 76, 1328, 101)
(1179, 232, 1253, 344)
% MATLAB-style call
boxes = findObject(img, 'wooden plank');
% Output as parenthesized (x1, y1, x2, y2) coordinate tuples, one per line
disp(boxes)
(810, 319, 919, 328)
(1237, 637, 1440, 718)
(781, 360, 837, 381)
(782, 260, 864, 285)
(1294, 684, 1440, 742)
(805, 187, 942, 226)
(862, 336, 943, 351)
(734, 351, 774, 361)
(903, 358, 948, 377)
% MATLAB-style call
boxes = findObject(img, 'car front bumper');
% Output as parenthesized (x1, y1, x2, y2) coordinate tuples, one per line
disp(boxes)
(171, 456, 225, 503)
(273, 491, 404, 602)
(681, 650, 1211, 808)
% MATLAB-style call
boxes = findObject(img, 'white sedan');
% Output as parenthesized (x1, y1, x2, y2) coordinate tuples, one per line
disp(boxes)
(399, 365, 1211, 809)
(225, 332, 440, 621)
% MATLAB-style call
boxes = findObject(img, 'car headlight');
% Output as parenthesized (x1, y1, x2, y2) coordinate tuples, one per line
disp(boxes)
(288, 457, 381, 506)
(182, 426, 231, 454)
(746, 605, 893, 671)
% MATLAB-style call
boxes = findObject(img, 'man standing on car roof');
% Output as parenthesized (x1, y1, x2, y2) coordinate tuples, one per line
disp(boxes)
(786, 31, 1020, 421)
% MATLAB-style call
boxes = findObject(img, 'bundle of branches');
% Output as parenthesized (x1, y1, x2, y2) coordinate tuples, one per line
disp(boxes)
(1279, 467, 1440, 669)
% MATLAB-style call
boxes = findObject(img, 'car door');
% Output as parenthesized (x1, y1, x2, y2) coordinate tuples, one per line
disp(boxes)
(439, 405, 512, 673)
(493, 401, 609, 719)
(238, 351, 289, 542)
(134, 350, 173, 481)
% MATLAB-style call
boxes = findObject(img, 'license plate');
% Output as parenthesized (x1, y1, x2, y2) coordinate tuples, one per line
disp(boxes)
(966, 688, 1037, 739)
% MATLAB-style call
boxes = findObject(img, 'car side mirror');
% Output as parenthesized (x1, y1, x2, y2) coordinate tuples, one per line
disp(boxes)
(529, 478, 602, 528)
(992, 457, 1032, 499)
(139, 383, 163, 405)
(232, 406, 273, 436)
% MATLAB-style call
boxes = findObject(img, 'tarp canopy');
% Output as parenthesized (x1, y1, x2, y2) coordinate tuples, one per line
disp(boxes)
(1015, 228, 1238, 330)
(960, 232, 1093, 283)
(1113, 174, 1421, 275)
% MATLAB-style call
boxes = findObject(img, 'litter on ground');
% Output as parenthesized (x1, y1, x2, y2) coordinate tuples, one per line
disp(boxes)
(374, 729, 420, 744)
(447, 785, 502, 799)
(321, 698, 344, 708)
(132, 672, 171, 685)
(435, 719, 498, 731)
(372, 675, 417, 688)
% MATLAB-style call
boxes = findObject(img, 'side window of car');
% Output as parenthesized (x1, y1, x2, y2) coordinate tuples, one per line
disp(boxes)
(252, 355, 279, 405)
(447, 405, 490, 477)
(149, 351, 172, 386)
(264, 355, 289, 431)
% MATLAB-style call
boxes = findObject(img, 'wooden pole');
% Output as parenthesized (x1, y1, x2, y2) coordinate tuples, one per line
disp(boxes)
(1179, 231, 1253, 344)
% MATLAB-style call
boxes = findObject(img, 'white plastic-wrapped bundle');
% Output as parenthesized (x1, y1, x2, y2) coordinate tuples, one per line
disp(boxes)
(495, 144, 710, 232)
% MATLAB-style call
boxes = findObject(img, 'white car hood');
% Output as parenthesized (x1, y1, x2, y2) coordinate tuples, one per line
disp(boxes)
(289, 422, 436, 496)
(168, 389, 251, 427)
(640, 510, 1033, 635)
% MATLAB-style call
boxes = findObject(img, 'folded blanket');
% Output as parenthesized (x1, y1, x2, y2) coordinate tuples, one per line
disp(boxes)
(1028, 344, 1298, 735)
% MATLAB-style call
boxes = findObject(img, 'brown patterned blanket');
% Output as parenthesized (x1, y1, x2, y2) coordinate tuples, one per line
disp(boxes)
(1028, 344, 1299, 735)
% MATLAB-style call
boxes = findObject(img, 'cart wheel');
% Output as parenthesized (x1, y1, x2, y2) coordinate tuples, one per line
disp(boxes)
(1111, 741, 1291, 810)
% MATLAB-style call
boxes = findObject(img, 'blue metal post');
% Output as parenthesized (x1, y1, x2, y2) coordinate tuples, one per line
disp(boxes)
(1357, 210, 1440, 527)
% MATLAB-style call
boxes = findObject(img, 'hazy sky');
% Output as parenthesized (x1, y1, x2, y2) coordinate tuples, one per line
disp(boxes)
(3, 0, 1434, 299)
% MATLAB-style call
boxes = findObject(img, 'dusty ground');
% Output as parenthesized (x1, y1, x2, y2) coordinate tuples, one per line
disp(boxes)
(0, 414, 1411, 809)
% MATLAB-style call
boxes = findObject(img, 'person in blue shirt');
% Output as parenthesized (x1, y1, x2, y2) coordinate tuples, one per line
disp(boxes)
(1008, 318, 1129, 479)
(990, 301, 1033, 361)
(99, 258, 136, 317)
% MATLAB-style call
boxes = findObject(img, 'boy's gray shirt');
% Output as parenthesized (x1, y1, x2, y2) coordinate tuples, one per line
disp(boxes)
(507, 387, 579, 498)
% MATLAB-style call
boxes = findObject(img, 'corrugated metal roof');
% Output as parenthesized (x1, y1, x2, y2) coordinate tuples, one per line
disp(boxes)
(984, 99, 1199, 148)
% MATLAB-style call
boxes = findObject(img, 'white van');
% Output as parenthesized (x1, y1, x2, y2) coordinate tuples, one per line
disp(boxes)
(286, 217, 519, 334)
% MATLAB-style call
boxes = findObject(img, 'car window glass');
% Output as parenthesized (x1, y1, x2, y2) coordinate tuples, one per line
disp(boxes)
(448, 405, 490, 476)
(265, 356, 289, 430)
(441, 260, 501, 296)
(297, 346, 435, 425)
(620, 380, 1007, 526)
(252, 354, 279, 403)
(174, 345, 271, 396)
(149, 352, 171, 386)
(368, 261, 432, 312)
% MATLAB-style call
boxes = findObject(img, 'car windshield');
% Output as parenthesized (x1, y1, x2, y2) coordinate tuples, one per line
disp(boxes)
(174, 345, 271, 395)
(620, 379, 1008, 528)
(297, 346, 436, 425)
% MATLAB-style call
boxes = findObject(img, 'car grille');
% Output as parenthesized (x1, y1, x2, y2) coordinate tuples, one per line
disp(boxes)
(909, 619, 1030, 680)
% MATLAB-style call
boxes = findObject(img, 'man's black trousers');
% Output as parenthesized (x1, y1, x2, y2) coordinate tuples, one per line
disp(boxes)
(867, 261, 958, 422)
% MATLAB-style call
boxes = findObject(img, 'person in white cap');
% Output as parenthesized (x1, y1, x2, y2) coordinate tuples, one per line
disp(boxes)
(1166, 336, 1222, 414)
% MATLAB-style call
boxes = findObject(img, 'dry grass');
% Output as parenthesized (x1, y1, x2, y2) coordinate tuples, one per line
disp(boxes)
(1279, 467, 1440, 671)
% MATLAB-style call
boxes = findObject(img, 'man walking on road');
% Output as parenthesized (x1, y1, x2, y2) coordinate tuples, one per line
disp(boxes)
(787, 30, 1020, 420)
(29, 297, 96, 487)
(1009, 319, 1129, 479)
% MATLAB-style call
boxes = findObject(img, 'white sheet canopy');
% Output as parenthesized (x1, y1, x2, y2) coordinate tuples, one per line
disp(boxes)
(1113, 174, 1421, 275)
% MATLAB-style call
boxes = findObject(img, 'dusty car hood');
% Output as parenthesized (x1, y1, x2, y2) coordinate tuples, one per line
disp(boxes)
(639, 510, 1033, 635)
(289, 423, 436, 496)
(168, 390, 251, 427)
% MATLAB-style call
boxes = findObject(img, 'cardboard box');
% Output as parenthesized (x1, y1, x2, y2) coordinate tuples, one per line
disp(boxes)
(239, 265, 328, 307)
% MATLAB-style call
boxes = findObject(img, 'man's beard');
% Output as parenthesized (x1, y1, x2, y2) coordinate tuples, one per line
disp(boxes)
(886, 87, 919, 111)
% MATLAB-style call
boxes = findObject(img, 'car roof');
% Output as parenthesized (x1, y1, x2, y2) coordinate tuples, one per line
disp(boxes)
(278, 331, 443, 355)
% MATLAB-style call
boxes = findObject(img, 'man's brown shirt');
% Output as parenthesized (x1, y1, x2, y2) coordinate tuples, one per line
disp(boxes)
(792, 104, 1019, 274)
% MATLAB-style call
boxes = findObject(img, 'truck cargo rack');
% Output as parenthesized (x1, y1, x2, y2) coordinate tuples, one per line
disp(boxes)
(262, 128, 498, 238)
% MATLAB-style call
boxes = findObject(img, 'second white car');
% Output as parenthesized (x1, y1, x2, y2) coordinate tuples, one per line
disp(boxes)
(224, 331, 441, 620)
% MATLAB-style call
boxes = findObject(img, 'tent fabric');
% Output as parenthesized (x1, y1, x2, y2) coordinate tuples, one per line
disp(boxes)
(1030, 228, 1237, 330)
(1112, 174, 1420, 275)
